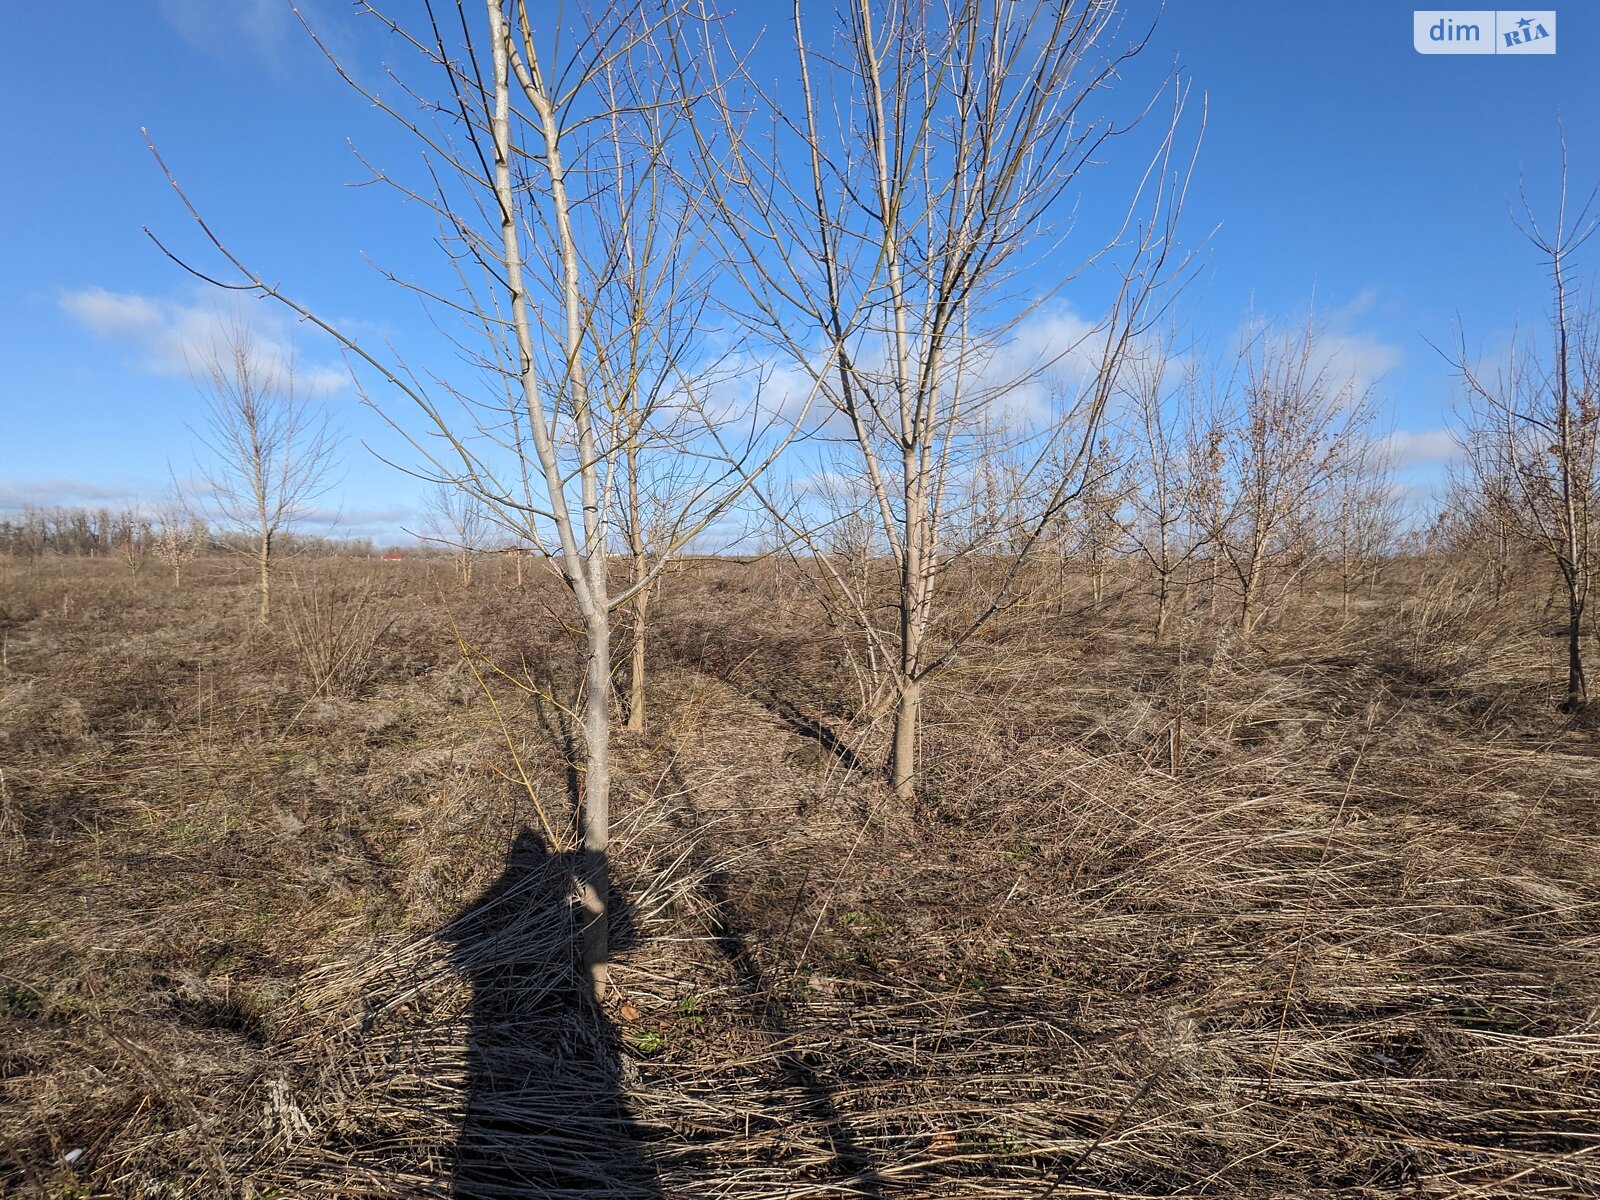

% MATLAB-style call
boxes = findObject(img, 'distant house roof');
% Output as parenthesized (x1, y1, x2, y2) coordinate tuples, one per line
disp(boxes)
(382, 550, 404, 560)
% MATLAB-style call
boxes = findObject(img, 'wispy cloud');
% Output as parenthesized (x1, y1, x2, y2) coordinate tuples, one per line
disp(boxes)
(60, 289, 165, 339)
(1229, 291, 1404, 398)
(1319, 327, 1403, 392)
(297, 504, 417, 536)
(705, 304, 1118, 440)
(158, 0, 294, 62)
(60, 286, 349, 397)
(979, 306, 1111, 429)
(0, 478, 161, 512)
(158, 0, 378, 96)
(1381, 427, 1461, 468)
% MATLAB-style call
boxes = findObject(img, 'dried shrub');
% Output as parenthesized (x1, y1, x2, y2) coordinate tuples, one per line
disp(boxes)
(282, 570, 395, 699)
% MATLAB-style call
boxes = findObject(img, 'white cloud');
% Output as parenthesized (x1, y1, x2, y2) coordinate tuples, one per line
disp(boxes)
(1224, 292, 1404, 401)
(1318, 327, 1403, 392)
(718, 304, 1116, 439)
(59, 286, 349, 398)
(296, 504, 418, 541)
(0, 478, 158, 512)
(1381, 428, 1461, 468)
(60, 288, 164, 339)
(1338, 287, 1382, 320)
(1312, 288, 1403, 389)
(0, 472, 235, 516)
(1230, 320, 1402, 399)
(701, 351, 824, 430)
(793, 467, 865, 504)
(979, 306, 1108, 429)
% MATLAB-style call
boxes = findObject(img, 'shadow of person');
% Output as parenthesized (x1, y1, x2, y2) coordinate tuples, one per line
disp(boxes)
(446, 829, 660, 1199)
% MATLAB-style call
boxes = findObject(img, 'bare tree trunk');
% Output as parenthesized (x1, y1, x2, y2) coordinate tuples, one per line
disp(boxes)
(579, 616, 611, 996)
(1055, 539, 1069, 616)
(627, 582, 648, 733)
(258, 529, 271, 622)
(1554, 217, 1587, 713)
(891, 678, 922, 803)
(892, 499, 929, 801)
(488, 0, 614, 996)
(1240, 543, 1266, 635)
(1564, 581, 1587, 712)
(625, 439, 648, 734)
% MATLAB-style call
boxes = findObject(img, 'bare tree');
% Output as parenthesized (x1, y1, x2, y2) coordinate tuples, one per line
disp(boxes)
(1436, 470, 1521, 600)
(1206, 320, 1375, 635)
(1123, 337, 1210, 641)
(111, 508, 152, 576)
(151, 501, 205, 588)
(191, 320, 338, 622)
(497, 535, 534, 589)
(696, 0, 1197, 800)
(1071, 432, 1128, 609)
(599, 112, 716, 735)
(617, 447, 701, 733)
(147, 2, 794, 997)
(1327, 435, 1399, 616)
(11, 508, 47, 562)
(423, 481, 489, 586)
(1450, 151, 1600, 711)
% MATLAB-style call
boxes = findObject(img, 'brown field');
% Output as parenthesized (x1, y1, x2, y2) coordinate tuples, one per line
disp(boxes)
(2, 556, 1598, 1198)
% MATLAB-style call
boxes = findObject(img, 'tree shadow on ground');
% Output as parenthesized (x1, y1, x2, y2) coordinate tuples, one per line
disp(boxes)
(701, 872, 883, 1198)
(750, 687, 870, 774)
(445, 829, 659, 1199)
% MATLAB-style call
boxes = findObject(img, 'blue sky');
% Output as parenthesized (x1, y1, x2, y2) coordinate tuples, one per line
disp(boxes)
(1, 2, 1596, 543)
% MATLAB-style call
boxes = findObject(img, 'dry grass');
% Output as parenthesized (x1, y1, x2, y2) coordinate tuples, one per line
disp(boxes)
(1, 556, 1597, 1198)
(281, 568, 399, 701)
